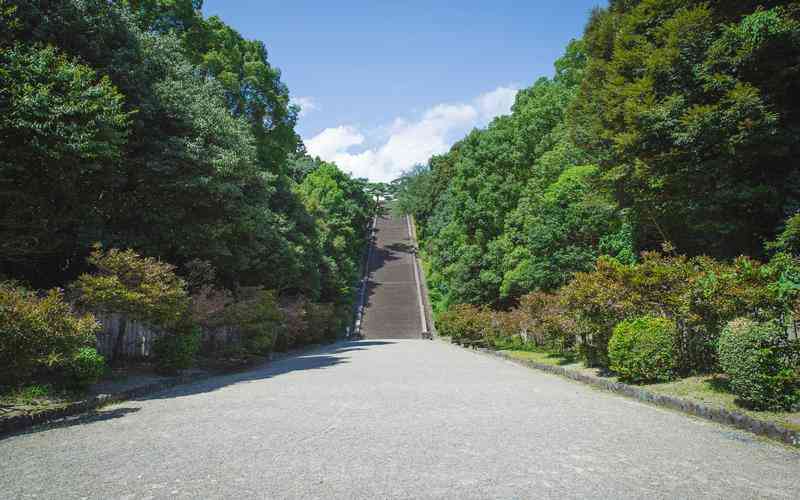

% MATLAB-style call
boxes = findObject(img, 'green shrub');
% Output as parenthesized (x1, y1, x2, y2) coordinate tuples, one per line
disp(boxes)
(559, 251, 797, 372)
(485, 309, 527, 349)
(718, 318, 799, 410)
(306, 302, 339, 344)
(608, 316, 678, 383)
(517, 292, 578, 351)
(560, 256, 643, 367)
(767, 213, 800, 256)
(279, 297, 309, 348)
(436, 304, 492, 341)
(70, 347, 106, 387)
(153, 328, 201, 374)
(0, 282, 99, 385)
(222, 288, 283, 355)
(6, 384, 53, 404)
(74, 246, 190, 329)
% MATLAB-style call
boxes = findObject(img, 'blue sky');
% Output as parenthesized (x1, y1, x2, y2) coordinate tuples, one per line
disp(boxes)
(202, 0, 602, 181)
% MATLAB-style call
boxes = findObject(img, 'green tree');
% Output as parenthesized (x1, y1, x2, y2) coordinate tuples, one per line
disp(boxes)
(298, 163, 372, 304)
(572, 1, 800, 257)
(0, 42, 129, 284)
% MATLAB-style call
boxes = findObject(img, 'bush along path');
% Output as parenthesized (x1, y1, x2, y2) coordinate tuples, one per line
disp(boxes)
(429, 248, 800, 447)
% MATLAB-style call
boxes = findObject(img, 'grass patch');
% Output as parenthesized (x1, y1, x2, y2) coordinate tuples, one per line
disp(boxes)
(502, 349, 582, 368)
(647, 375, 800, 432)
(0, 383, 83, 408)
(499, 347, 800, 432)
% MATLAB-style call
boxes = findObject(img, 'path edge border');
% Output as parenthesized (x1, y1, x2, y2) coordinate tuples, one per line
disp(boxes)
(408, 215, 436, 337)
(0, 371, 212, 438)
(442, 339, 800, 447)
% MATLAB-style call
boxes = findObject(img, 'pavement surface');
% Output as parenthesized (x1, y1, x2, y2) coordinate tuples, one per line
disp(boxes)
(1, 339, 799, 499)
(361, 214, 423, 339)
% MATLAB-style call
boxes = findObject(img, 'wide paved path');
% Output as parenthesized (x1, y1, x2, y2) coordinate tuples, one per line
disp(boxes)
(1, 340, 799, 499)
(361, 214, 423, 339)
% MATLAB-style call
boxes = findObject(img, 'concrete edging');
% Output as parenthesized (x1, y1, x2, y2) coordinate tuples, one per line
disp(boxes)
(408, 215, 436, 336)
(406, 215, 428, 335)
(443, 340, 800, 447)
(0, 371, 212, 438)
(350, 214, 377, 339)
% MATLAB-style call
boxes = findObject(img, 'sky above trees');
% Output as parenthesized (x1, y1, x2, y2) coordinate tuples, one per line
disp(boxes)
(202, 0, 601, 181)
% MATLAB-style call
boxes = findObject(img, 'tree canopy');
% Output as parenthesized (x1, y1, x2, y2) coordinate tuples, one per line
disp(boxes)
(396, 1, 800, 311)
(0, 0, 371, 321)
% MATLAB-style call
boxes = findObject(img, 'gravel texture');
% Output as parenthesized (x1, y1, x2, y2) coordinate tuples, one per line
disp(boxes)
(1, 339, 799, 499)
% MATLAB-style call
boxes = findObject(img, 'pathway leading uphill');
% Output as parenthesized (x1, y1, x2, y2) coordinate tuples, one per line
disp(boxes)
(360, 213, 425, 339)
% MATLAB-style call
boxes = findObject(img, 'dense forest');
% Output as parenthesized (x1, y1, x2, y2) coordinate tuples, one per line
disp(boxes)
(0, 0, 372, 385)
(397, 0, 800, 410)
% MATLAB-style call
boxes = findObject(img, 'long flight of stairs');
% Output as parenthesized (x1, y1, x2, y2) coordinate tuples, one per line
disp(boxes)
(360, 214, 424, 339)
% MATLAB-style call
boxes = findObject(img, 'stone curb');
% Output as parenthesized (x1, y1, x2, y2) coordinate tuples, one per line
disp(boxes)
(0, 371, 213, 438)
(443, 339, 800, 447)
(0, 343, 328, 439)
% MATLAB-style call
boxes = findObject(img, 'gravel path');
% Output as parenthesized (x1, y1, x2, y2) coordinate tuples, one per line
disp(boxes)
(1, 339, 798, 499)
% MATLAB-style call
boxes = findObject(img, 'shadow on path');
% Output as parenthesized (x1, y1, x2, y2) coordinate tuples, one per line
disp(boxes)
(2, 341, 396, 439)
(3, 407, 142, 439)
(140, 340, 395, 400)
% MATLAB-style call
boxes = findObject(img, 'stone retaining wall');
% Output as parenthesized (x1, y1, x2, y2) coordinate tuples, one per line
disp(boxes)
(93, 312, 240, 362)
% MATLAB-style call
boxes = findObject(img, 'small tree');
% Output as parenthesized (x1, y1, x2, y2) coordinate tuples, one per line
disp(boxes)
(73, 246, 192, 361)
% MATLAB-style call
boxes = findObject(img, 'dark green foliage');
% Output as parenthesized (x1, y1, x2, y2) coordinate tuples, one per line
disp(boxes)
(718, 318, 799, 410)
(0, 42, 129, 282)
(70, 347, 106, 387)
(608, 316, 678, 383)
(397, 3, 800, 356)
(222, 288, 282, 355)
(0, 0, 368, 386)
(297, 163, 372, 305)
(152, 327, 201, 373)
(0, 0, 368, 303)
(573, 1, 800, 257)
(394, 1, 800, 413)
(0, 0, 369, 338)
(499, 164, 634, 297)
(397, 40, 633, 307)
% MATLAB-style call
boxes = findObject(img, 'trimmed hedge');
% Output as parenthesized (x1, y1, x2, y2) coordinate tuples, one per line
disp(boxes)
(608, 316, 678, 383)
(718, 318, 799, 411)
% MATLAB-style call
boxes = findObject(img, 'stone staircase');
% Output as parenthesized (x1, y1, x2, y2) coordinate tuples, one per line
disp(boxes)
(360, 214, 424, 339)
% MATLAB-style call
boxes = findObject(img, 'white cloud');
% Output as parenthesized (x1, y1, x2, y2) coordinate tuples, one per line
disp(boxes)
(291, 96, 319, 118)
(306, 125, 364, 159)
(475, 86, 518, 120)
(303, 85, 519, 182)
